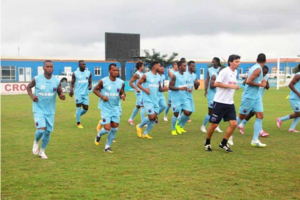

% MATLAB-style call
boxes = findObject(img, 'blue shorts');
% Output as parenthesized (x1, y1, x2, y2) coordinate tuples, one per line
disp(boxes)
(159, 95, 167, 108)
(210, 102, 236, 124)
(188, 98, 195, 113)
(167, 91, 172, 105)
(207, 98, 214, 109)
(239, 97, 263, 115)
(289, 99, 300, 112)
(75, 94, 89, 105)
(100, 109, 120, 125)
(136, 94, 143, 107)
(34, 113, 54, 132)
(171, 100, 192, 113)
(143, 101, 159, 115)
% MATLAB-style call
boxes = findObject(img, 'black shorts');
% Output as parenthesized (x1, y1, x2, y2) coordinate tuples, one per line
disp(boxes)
(209, 102, 236, 124)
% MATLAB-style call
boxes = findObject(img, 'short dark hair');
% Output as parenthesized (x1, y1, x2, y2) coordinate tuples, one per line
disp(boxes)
(263, 65, 269, 72)
(44, 60, 52, 65)
(172, 61, 177, 67)
(257, 53, 266, 63)
(151, 61, 160, 67)
(136, 61, 143, 70)
(79, 60, 84, 64)
(177, 61, 186, 67)
(188, 61, 195, 66)
(180, 58, 186, 62)
(228, 55, 241, 66)
(213, 57, 221, 66)
(109, 63, 118, 70)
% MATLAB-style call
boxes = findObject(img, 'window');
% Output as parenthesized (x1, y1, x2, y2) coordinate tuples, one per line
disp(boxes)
(1, 66, 16, 80)
(94, 67, 101, 76)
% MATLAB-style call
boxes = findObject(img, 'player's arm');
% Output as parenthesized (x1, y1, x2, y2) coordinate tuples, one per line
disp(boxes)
(120, 83, 126, 101)
(88, 73, 92, 90)
(194, 78, 200, 90)
(69, 73, 75, 97)
(27, 78, 38, 102)
(93, 80, 108, 101)
(289, 75, 300, 97)
(129, 73, 140, 92)
(137, 74, 150, 95)
(168, 70, 173, 79)
(57, 83, 66, 100)
(209, 75, 216, 89)
(169, 75, 187, 91)
(246, 68, 266, 87)
(204, 71, 209, 96)
(265, 80, 270, 90)
(243, 75, 248, 85)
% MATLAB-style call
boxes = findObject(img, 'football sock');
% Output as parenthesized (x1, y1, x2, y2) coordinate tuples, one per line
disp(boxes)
(106, 127, 118, 147)
(139, 117, 149, 128)
(221, 138, 228, 146)
(179, 113, 189, 127)
(172, 116, 177, 130)
(80, 109, 87, 116)
(41, 131, 51, 149)
(290, 117, 300, 129)
(165, 106, 170, 116)
(144, 121, 155, 135)
(129, 107, 139, 120)
(205, 138, 210, 145)
(140, 107, 145, 122)
(240, 119, 248, 127)
(158, 106, 166, 115)
(253, 119, 262, 141)
(236, 117, 241, 126)
(203, 114, 210, 126)
(76, 107, 81, 123)
(35, 129, 45, 142)
(280, 115, 290, 122)
(98, 128, 110, 137)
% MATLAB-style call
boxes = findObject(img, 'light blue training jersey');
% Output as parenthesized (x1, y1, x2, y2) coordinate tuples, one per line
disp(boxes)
(258, 75, 269, 98)
(33, 74, 60, 114)
(142, 71, 160, 105)
(289, 72, 300, 100)
(172, 71, 188, 103)
(158, 74, 166, 98)
(184, 71, 197, 100)
(74, 70, 91, 95)
(243, 63, 263, 100)
(134, 70, 144, 96)
(98, 76, 124, 112)
(207, 67, 220, 100)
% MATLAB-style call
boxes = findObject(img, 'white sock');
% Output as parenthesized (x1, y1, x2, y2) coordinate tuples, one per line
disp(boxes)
(105, 145, 110, 149)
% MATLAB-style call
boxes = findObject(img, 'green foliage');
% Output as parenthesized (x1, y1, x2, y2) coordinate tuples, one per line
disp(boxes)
(2, 88, 300, 199)
(292, 63, 300, 73)
(144, 49, 178, 68)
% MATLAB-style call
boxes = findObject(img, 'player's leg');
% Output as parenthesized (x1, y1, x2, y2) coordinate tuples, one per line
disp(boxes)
(171, 103, 182, 135)
(104, 118, 119, 152)
(32, 113, 46, 156)
(201, 100, 213, 132)
(128, 95, 141, 125)
(277, 99, 300, 131)
(177, 100, 192, 132)
(81, 95, 89, 117)
(164, 91, 172, 121)
(39, 114, 55, 159)
(142, 112, 157, 139)
(95, 111, 111, 145)
(75, 101, 84, 128)
(157, 97, 166, 123)
(237, 111, 254, 134)
(251, 98, 266, 147)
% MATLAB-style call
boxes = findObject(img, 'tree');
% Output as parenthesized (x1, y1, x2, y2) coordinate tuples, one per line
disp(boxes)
(144, 49, 178, 68)
(292, 63, 300, 73)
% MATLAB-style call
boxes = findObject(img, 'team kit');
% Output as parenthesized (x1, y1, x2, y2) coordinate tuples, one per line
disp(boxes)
(27, 54, 300, 158)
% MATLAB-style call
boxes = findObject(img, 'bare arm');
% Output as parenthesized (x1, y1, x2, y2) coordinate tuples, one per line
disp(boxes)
(88, 73, 92, 90)
(209, 75, 216, 89)
(69, 73, 75, 97)
(129, 73, 140, 92)
(120, 83, 126, 101)
(265, 80, 270, 90)
(204, 71, 209, 97)
(27, 78, 38, 102)
(57, 83, 66, 100)
(289, 75, 300, 98)
(246, 68, 266, 87)
(169, 75, 187, 91)
(194, 79, 200, 90)
(93, 80, 108, 101)
(137, 74, 150, 94)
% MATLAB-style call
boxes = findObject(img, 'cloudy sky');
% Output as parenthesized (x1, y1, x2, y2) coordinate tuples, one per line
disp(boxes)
(2, 0, 300, 61)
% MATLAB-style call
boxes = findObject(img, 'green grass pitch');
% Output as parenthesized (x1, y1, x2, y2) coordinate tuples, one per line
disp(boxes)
(1, 87, 300, 199)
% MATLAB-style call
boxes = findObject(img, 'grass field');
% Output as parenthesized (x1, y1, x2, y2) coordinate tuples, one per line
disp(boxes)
(1, 87, 300, 199)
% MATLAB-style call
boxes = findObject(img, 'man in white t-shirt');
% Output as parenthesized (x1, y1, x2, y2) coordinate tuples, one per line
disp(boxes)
(204, 54, 240, 153)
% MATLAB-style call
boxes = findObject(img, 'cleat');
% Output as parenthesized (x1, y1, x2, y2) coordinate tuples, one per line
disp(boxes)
(104, 147, 113, 153)
(251, 140, 266, 147)
(142, 134, 153, 139)
(200, 125, 207, 133)
(128, 119, 134, 125)
(259, 130, 269, 137)
(205, 144, 212, 151)
(113, 140, 116, 143)
(164, 116, 168, 121)
(237, 125, 244, 134)
(288, 129, 300, 133)
(187, 119, 192, 123)
(276, 118, 282, 129)
(77, 123, 84, 128)
(39, 151, 48, 159)
(175, 121, 182, 134)
(171, 130, 178, 136)
(219, 143, 233, 153)
(136, 124, 142, 138)
(228, 136, 234, 146)
(215, 126, 223, 132)
(32, 140, 39, 155)
(95, 135, 101, 146)
(96, 120, 102, 132)
(180, 127, 187, 133)
(155, 117, 159, 124)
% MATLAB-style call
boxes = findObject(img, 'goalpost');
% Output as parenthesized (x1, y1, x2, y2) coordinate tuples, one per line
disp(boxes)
(276, 57, 300, 90)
